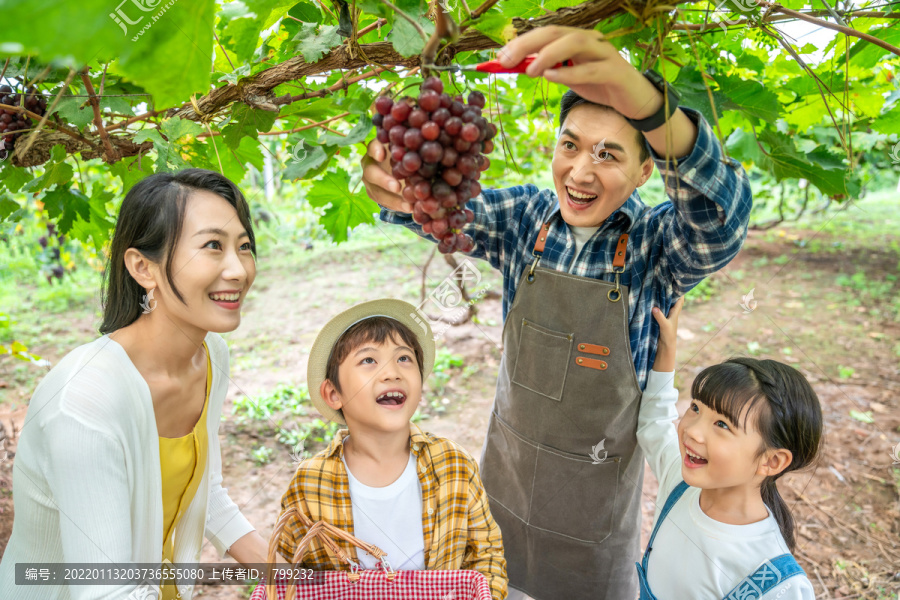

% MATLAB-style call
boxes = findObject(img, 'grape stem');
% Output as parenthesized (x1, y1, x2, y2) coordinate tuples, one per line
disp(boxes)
(81, 67, 120, 163)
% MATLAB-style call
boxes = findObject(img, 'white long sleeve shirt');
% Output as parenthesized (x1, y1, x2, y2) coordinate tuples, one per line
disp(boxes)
(636, 370, 815, 600)
(0, 332, 255, 600)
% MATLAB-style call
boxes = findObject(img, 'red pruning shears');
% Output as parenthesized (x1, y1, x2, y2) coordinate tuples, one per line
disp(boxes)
(424, 54, 574, 74)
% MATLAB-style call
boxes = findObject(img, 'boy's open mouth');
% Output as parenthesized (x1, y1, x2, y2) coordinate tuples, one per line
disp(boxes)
(376, 390, 407, 407)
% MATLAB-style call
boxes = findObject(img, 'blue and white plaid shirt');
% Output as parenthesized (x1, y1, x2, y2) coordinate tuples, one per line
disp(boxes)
(381, 108, 752, 391)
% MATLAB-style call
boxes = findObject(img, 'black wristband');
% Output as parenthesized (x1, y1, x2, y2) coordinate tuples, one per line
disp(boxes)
(624, 69, 681, 132)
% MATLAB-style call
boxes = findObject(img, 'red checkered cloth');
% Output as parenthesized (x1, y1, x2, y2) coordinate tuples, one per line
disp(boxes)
(250, 569, 492, 600)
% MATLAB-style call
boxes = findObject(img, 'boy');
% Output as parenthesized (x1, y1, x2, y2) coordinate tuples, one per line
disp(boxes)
(275, 299, 507, 599)
(361, 26, 752, 600)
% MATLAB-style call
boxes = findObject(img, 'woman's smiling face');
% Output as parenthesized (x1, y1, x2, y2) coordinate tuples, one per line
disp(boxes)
(152, 189, 256, 334)
(551, 104, 653, 228)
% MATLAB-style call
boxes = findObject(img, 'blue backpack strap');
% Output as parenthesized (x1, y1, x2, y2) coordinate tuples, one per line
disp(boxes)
(722, 553, 806, 600)
(639, 481, 690, 572)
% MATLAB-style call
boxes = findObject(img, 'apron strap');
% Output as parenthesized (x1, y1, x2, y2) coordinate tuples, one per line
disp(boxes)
(527, 222, 552, 283)
(608, 233, 629, 302)
(640, 480, 690, 572)
(721, 554, 806, 600)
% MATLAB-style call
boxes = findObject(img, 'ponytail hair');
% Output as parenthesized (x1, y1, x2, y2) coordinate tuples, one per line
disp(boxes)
(691, 358, 823, 551)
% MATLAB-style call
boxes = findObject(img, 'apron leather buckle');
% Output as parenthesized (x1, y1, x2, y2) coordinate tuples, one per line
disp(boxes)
(527, 255, 540, 283)
(608, 267, 624, 302)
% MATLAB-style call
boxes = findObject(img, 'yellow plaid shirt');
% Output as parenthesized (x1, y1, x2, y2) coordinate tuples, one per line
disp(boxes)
(276, 423, 508, 599)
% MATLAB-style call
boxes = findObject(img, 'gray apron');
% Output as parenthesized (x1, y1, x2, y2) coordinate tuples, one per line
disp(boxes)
(480, 222, 644, 600)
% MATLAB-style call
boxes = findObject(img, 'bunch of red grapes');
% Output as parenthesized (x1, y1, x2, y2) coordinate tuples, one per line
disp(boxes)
(373, 77, 497, 254)
(0, 84, 48, 153)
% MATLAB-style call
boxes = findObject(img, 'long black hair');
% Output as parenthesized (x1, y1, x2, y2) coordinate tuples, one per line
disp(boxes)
(100, 169, 256, 335)
(690, 357, 823, 552)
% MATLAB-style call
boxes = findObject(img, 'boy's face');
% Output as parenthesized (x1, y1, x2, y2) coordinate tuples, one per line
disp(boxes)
(551, 104, 654, 228)
(324, 335, 423, 434)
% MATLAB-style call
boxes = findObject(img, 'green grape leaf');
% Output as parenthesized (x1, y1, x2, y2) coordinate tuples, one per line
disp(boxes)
(42, 185, 91, 234)
(470, 11, 515, 45)
(283, 144, 330, 180)
(222, 104, 278, 148)
(110, 155, 155, 191)
(0, 197, 21, 221)
(23, 145, 74, 193)
(294, 23, 342, 64)
(54, 97, 95, 130)
(389, 16, 434, 58)
(716, 74, 781, 122)
(308, 169, 379, 243)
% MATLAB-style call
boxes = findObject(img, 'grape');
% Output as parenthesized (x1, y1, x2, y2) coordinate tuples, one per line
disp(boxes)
(402, 152, 422, 172)
(419, 90, 440, 112)
(421, 121, 440, 141)
(0, 85, 48, 150)
(449, 211, 466, 229)
(457, 154, 477, 176)
(389, 125, 407, 146)
(371, 80, 495, 254)
(440, 147, 458, 167)
(431, 108, 450, 127)
(403, 128, 424, 151)
(467, 91, 486, 109)
(420, 140, 443, 164)
(391, 144, 406, 162)
(444, 117, 462, 136)
(417, 162, 438, 178)
(414, 181, 432, 200)
(375, 95, 394, 116)
(391, 100, 412, 121)
(442, 168, 463, 186)
(461, 123, 480, 143)
(431, 218, 449, 237)
(422, 76, 444, 95)
(408, 108, 428, 128)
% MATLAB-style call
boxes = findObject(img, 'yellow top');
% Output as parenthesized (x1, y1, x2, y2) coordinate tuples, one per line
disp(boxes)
(159, 342, 210, 600)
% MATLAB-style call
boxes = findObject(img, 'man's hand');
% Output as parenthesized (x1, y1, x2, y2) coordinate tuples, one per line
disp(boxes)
(498, 26, 698, 158)
(361, 139, 414, 214)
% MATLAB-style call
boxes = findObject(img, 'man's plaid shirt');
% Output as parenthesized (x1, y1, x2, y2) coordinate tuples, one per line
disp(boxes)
(276, 423, 508, 599)
(381, 108, 752, 392)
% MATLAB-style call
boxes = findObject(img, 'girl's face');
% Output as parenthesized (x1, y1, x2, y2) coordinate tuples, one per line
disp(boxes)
(152, 190, 256, 334)
(676, 399, 772, 490)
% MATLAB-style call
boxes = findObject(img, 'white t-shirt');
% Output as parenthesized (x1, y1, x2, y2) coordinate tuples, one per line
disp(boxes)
(342, 444, 426, 571)
(636, 370, 816, 600)
(570, 225, 600, 266)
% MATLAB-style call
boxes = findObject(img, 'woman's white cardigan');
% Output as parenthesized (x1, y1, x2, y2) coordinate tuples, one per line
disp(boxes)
(0, 332, 256, 599)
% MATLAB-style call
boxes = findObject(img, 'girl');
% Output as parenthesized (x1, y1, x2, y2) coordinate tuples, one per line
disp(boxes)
(636, 297, 821, 599)
(0, 169, 279, 600)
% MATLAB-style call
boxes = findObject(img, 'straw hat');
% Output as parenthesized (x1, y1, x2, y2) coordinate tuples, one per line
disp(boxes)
(307, 299, 436, 425)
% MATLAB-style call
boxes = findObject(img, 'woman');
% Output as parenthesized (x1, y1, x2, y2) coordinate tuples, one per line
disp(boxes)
(0, 169, 277, 599)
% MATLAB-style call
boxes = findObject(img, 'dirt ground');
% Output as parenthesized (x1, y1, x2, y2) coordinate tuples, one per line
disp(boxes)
(1, 216, 899, 598)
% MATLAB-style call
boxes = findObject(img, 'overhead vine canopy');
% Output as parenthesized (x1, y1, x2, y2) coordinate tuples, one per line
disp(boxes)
(0, 0, 898, 247)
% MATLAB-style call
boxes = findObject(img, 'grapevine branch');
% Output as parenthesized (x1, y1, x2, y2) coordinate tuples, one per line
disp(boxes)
(81, 68, 120, 163)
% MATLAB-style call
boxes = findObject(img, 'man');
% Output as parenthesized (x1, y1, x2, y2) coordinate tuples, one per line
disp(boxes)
(361, 26, 752, 600)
